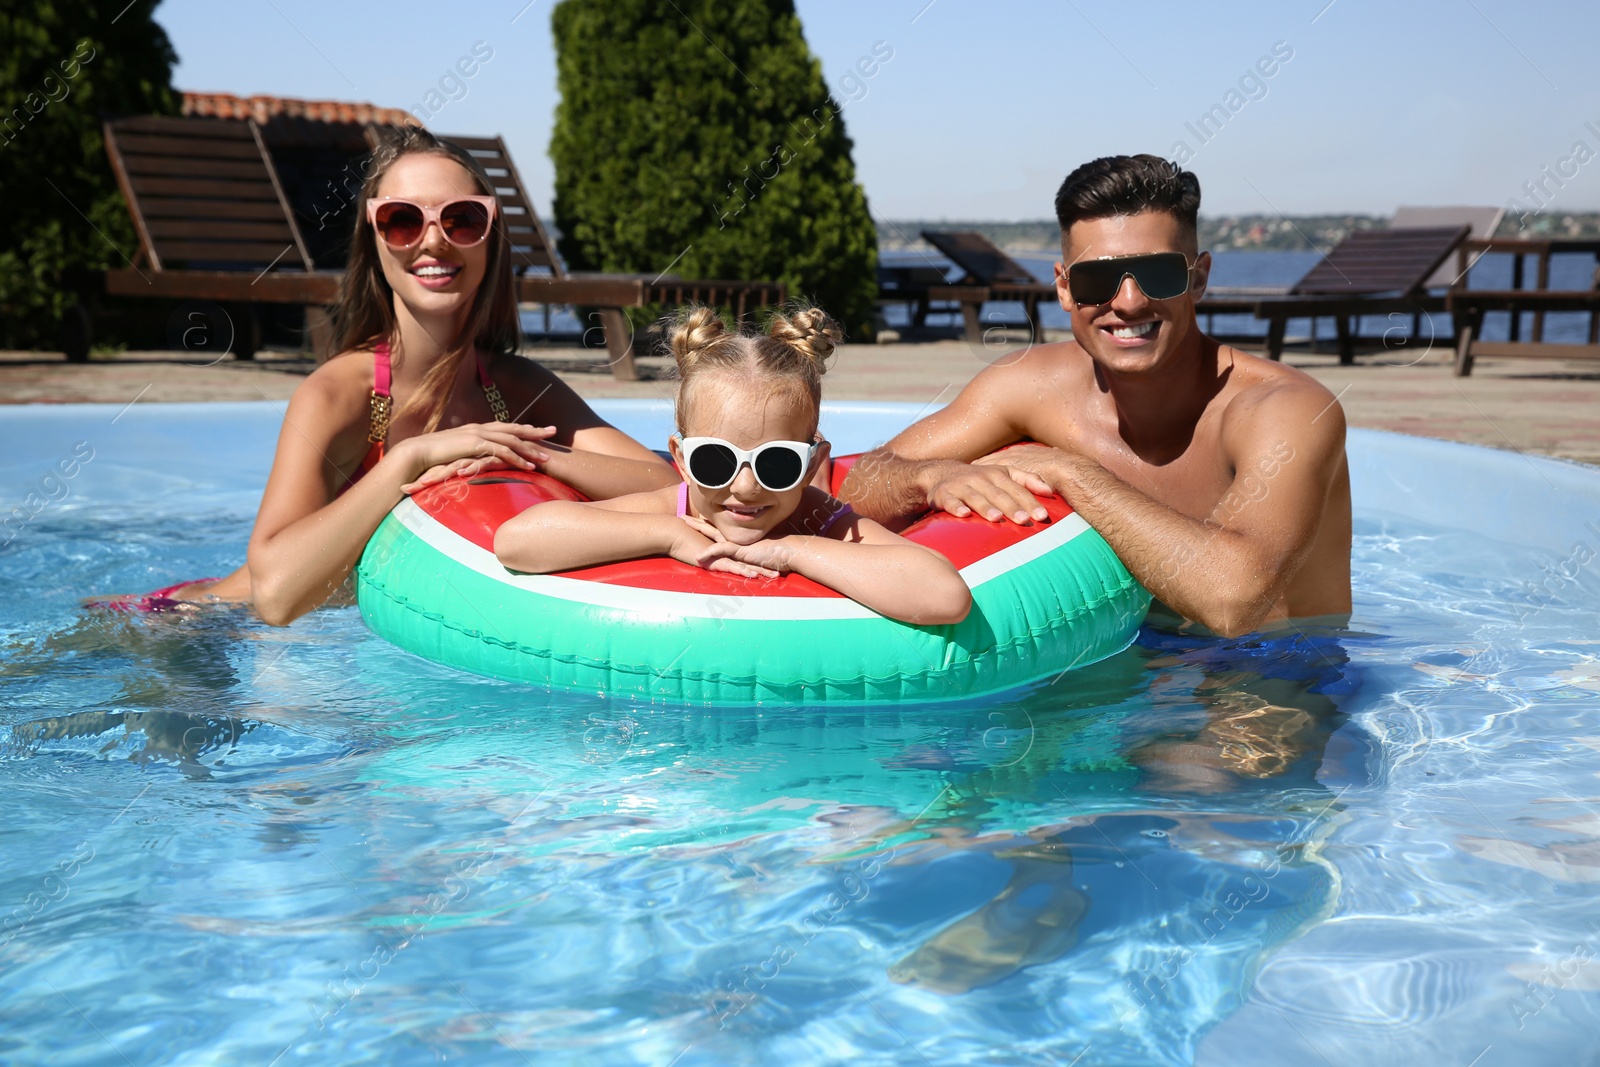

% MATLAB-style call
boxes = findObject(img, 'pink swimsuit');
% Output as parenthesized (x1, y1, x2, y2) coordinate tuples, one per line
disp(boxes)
(341, 340, 509, 494)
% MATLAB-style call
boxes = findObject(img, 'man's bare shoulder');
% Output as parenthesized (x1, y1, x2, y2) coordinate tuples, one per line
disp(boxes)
(964, 337, 1093, 396)
(1216, 345, 1346, 452)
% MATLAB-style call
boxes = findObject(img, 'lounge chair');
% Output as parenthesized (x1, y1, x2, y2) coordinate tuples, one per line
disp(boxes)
(98, 115, 329, 360)
(1391, 205, 1504, 289)
(878, 231, 1054, 342)
(96, 114, 784, 379)
(921, 230, 1057, 341)
(876, 263, 988, 340)
(1201, 224, 1471, 364)
(1446, 234, 1600, 375)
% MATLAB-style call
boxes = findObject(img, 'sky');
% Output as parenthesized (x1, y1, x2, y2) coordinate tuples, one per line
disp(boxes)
(160, 0, 1600, 221)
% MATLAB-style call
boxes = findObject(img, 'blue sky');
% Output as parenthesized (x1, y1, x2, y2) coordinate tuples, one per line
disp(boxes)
(161, 0, 1600, 220)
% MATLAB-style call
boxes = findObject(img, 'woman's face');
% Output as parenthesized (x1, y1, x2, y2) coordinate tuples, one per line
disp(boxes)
(369, 153, 492, 323)
(670, 371, 820, 546)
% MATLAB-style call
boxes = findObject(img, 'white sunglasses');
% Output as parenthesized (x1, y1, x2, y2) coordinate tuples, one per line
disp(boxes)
(676, 435, 818, 492)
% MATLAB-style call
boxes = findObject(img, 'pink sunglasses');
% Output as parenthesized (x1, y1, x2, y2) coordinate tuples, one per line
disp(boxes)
(365, 196, 498, 249)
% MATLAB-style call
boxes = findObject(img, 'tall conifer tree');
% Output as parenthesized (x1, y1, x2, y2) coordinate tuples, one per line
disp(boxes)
(550, 0, 878, 338)
(0, 1, 179, 349)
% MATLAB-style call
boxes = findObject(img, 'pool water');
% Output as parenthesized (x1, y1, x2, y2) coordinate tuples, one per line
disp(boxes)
(2, 402, 1599, 1066)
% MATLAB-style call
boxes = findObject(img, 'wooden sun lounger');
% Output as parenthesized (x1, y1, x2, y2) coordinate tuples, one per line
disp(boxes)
(1203, 225, 1469, 364)
(1448, 289, 1600, 375)
(100, 115, 322, 359)
(902, 231, 1062, 342)
(876, 264, 987, 341)
(98, 116, 784, 379)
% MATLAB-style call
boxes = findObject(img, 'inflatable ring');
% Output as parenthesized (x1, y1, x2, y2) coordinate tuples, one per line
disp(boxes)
(356, 456, 1150, 705)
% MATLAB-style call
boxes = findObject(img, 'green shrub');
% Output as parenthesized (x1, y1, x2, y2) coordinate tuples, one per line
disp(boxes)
(549, 0, 878, 339)
(0, 1, 178, 349)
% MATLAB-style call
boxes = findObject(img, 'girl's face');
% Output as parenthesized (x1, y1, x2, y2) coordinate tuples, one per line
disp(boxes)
(370, 153, 491, 323)
(669, 371, 822, 546)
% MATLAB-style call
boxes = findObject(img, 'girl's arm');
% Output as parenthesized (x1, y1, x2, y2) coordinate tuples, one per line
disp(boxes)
(699, 516, 972, 626)
(494, 492, 777, 580)
(247, 379, 553, 626)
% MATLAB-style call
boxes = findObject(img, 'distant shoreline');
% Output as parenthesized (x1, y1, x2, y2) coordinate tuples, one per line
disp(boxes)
(878, 212, 1600, 254)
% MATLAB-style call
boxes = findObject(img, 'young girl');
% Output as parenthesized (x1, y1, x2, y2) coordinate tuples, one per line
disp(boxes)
(114, 127, 675, 623)
(494, 307, 972, 626)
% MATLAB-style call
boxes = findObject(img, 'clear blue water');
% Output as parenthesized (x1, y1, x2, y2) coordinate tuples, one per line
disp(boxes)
(879, 247, 1600, 349)
(3, 403, 1599, 1065)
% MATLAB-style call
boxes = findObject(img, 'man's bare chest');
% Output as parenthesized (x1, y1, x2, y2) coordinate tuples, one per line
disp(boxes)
(1075, 426, 1237, 522)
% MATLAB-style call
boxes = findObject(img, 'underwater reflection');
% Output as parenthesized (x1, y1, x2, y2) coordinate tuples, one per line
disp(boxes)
(2, 605, 260, 776)
(882, 625, 1366, 996)
(2, 708, 258, 775)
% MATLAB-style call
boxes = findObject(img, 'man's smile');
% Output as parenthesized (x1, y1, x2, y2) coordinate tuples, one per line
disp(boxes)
(1100, 318, 1160, 346)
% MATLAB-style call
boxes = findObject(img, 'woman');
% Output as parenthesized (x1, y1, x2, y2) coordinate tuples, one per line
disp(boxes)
(134, 127, 675, 624)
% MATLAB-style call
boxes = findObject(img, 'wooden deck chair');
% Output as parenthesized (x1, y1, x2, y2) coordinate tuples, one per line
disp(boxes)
(100, 115, 332, 359)
(99, 116, 784, 379)
(105, 116, 312, 276)
(1391, 205, 1505, 290)
(1242, 224, 1471, 364)
(1445, 231, 1600, 375)
(918, 230, 1056, 341)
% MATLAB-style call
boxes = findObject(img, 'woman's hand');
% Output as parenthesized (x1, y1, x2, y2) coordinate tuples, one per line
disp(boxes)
(673, 517, 781, 580)
(395, 422, 557, 494)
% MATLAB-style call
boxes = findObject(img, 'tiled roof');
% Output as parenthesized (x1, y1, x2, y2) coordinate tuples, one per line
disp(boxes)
(181, 91, 419, 127)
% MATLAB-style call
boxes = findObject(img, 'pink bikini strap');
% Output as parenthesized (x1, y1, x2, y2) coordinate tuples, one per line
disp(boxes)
(369, 342, 506, 441)
(373, 340, 392, 397)
(676, 482, 690, 518)
(476, 351, 510, 423)
(368, 341, 393, 446)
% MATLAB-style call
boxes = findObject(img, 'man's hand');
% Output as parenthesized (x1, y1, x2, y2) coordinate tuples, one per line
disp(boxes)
(921, 458, 1053, 524)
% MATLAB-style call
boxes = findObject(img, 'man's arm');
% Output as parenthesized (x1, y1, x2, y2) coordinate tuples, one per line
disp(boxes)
(983, 384, 1347, 637)
(840, 363, 1055, 524)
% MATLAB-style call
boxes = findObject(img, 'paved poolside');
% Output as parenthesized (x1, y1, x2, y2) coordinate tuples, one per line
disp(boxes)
(4, 337, 1598, 466)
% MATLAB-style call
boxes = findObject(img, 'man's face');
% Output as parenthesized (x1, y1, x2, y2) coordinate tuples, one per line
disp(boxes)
(1054, 211, 1211, 376)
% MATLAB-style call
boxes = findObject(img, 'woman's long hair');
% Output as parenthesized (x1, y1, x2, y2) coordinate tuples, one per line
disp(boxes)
(331, 126, 520, 432)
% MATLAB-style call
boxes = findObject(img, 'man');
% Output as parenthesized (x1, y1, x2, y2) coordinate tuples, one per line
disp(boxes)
(841, 154, 1351, 637)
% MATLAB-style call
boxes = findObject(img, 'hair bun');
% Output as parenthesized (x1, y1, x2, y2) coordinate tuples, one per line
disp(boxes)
(669, 306, 730, 373)
(768, 306, 842, 368)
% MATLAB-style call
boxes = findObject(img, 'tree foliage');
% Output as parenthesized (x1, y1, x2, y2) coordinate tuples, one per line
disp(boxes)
(550, 0, 878, 339)
(0, 1, 179, 348)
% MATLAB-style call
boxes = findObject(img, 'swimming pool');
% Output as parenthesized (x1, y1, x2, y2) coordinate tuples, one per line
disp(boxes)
(2, 400, 1598, 1065)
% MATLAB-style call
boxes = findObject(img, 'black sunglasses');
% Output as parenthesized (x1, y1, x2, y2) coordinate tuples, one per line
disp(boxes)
(1066, 252, 1193, 305)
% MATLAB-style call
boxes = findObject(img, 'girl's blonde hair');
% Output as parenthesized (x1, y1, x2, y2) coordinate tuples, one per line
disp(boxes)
(331, 126, 520, 433)
(668, 305, 843, 435)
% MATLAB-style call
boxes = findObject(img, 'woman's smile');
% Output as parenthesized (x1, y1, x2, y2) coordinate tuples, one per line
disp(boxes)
(408, 258, 463, 290)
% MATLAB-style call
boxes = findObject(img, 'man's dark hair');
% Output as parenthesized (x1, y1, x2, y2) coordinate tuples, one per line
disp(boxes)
(1054, 155, 1201, 239)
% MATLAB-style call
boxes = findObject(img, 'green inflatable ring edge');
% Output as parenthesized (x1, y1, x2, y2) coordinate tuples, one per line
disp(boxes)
(356, 506, 1151, 706)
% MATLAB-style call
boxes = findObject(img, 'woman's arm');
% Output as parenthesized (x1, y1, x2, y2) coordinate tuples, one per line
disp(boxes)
(698, 517, 972, 626)
(529, 436, 678, 500)
(496, 359, 678, 499)
(246, 379, 553, 626)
